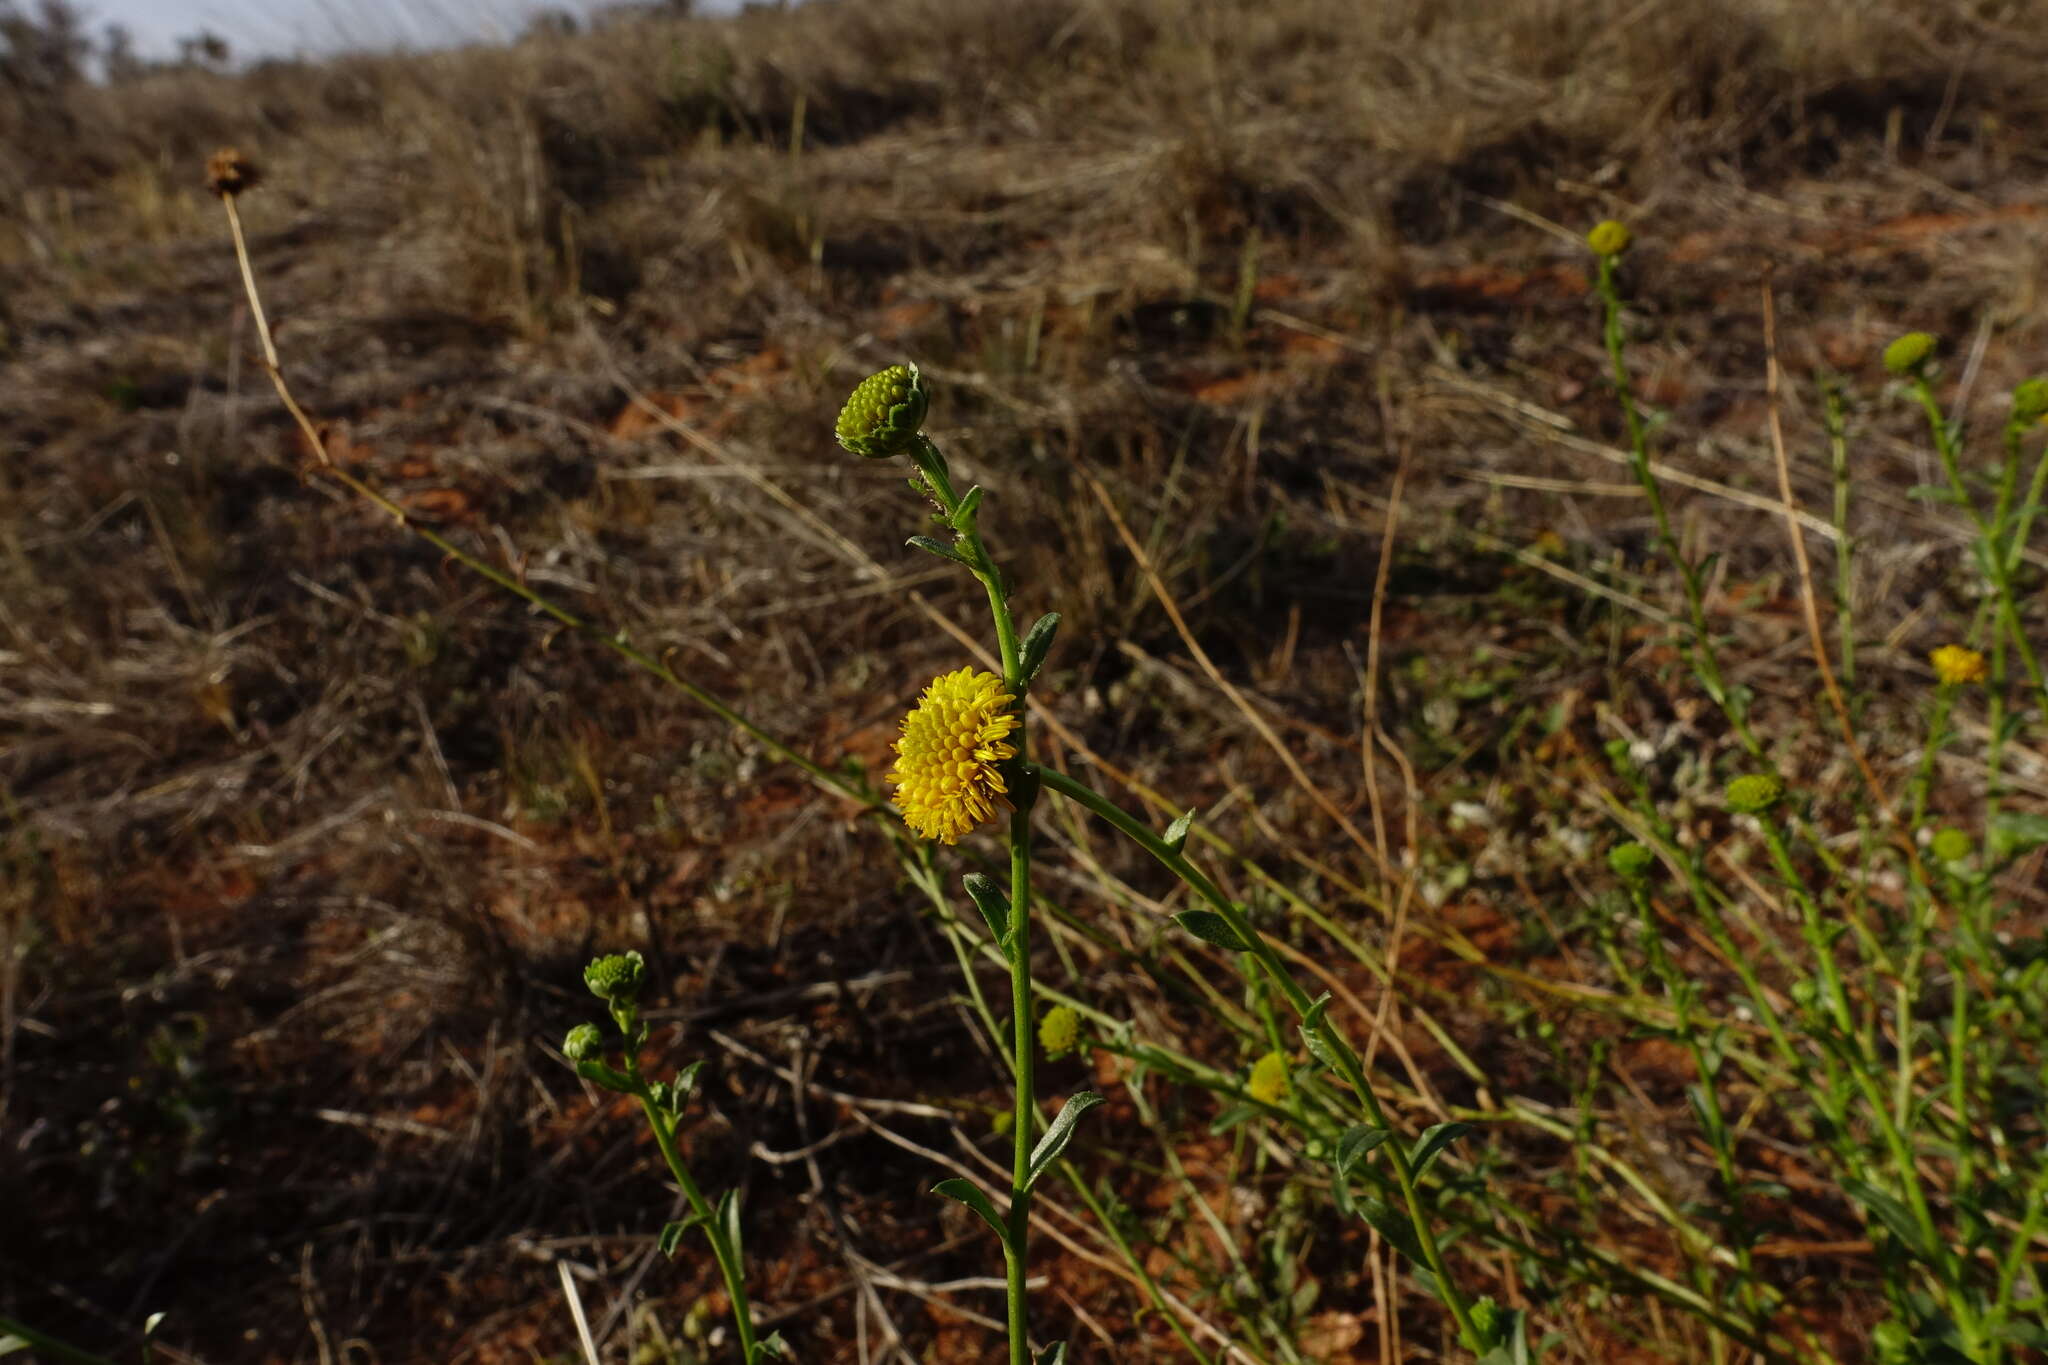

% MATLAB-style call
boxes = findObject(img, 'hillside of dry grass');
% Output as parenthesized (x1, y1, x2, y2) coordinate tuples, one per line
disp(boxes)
(5, 0, 2048, 1360)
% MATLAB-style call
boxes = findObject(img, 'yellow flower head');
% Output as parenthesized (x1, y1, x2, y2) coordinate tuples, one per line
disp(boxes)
(1247, 1050, 1290, 1106)
(1930, 644, 1987, 686)
(888, 667, 1019, 843)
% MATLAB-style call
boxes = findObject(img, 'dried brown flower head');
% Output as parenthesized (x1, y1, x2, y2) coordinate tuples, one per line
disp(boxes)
(205, 148, 261, 197)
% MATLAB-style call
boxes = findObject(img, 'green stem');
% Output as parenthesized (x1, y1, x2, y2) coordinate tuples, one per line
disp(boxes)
(1596, 254, 1760, 756)
(2002, 437, 2048, 575)
(1033, 764, 1482, 1352)
(1822, 378, 1858, 697)
(1913, 375, 2048, 712)
(1063, 1169, 1219, 1365)
(1991, 1157, 2048, 1327)
(907, 432, 1042, 1362)
(0, 1316, 115, 1365)
(634, 1083, 759, 1361)
(1626, 883, 1768, 1334)
(1004, 790, 1038, 1365)
(1756, 817, 1974, 1343)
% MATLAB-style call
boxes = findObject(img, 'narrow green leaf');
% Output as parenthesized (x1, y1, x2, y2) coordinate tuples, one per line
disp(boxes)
(1989, 810, 2048, 859)
(1683, 1083, 1718, 1137)
(1699, 1024, 1728, 1078)
(963, 873, 1012, 951)
(658, 1220, 687, 1258)
(949, 485, 985, 530)
(1035, 1344, 1068, 1365)
(1207, 1102, 1260, 1136)
(1128, 1044, 1203, 1085)
(667, 1059, 706, 1115)
(1174, 908, 1251, 952)
(752, 1331, 794, 1361)
(1844, 1179, 1937, 1263)
(574, 1058, 634, 1093)
(1018, 612, 1061, 683)
(932, 1178, 1013, 1249)
(1298, 992, 1344, 1072)
(1994, 1319, 2048, 1349)
(718, 1188, 744, 1265)
(1162, 809, 1194, 854)
(1334, 1125, 1390, 1183)
(1357, 1195, 1425, 1265)
(1475, 1307, 1532, 1365)
(907, 534, 973, 567)
(1026, 1091, 1105, 1191)
(1410, 1121, 1475, 1180)
(0, 1338, 28, 1359)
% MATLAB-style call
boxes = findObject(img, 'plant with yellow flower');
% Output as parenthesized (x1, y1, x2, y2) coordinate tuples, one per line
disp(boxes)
(1930, 645, 1988, 687)
(835, 364, 1101, 1365)
(836, 362, 1489, 1359)
(1593, 225, 2048, 1364)
(210, 137, 2048, 1360)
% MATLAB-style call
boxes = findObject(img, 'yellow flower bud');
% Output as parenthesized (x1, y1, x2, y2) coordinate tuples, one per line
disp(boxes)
(1586, 220, 1632, 257)
(1929, 827, 1974, 863)
(1038, 1005, 1080, 1058)
(835, 363, 929, 458)
(1724, 773, 1785, 816)
(1883, 332, 1937, 377)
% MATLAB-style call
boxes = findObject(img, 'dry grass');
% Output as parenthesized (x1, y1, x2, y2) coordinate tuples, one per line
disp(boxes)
(5, 0, 2048, 1359)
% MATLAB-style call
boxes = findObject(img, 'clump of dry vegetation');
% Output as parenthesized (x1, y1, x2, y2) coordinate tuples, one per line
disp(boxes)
(5, 0, 2048, 1360)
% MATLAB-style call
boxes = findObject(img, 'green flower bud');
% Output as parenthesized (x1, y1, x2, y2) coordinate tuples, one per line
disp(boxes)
(1789, 979, 1817, 1009)
(584, 950, 646, 1004)
(1883, 331, 1937, 376)
(562, 1022, 603, 1062)
(835, 363, 929, 458)
(1929, 827, 1974, 863)
(1608, 841, 1656, 882)
(1038, 1004, 1081, 1058)
(1724, 773, 1785, 816)
(1468, 1296, 1504, 1349)
(2012, 378, 2048, 426)
(1586, 220, 1632, 257)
